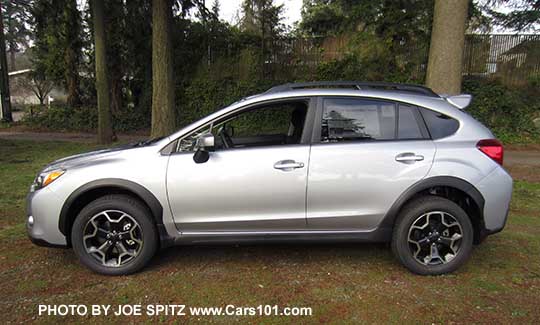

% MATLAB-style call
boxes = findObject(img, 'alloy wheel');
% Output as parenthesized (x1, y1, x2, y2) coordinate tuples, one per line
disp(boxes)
(407, 211, 463, 266)
(82, 210, 143, 267)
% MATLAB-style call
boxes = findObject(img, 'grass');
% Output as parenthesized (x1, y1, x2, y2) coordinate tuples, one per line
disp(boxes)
(0, 122, 9, 129)
(0, 138, 539, 324)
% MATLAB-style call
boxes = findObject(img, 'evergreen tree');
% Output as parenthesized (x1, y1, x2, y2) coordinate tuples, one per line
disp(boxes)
(124, 0, 152, 113)
(241, 0, 285, 38)
(1, 0, 32, 71)
(487, 0, 539, 31)
(63, 0, 82, 106)
(211, 0, 220, 18)
(105, 0, 125, 115)
(240, 0, 285, 77)
(31, 0, 82, 107)
(300, 0, 434, 39)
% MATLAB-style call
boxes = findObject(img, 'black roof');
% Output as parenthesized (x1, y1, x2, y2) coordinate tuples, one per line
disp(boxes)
(266, 81, 439, 98)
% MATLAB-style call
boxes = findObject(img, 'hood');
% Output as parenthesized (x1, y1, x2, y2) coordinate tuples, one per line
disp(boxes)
(43, 140, 159, 171)
(44, 148, 121, 171)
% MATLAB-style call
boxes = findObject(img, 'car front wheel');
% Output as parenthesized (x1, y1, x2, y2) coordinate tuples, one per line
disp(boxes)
(71, 194, 158, 275)
(391, 196, 474, 275)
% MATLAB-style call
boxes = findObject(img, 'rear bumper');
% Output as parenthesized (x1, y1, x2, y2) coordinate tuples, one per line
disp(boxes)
(476, 166, 513, 234)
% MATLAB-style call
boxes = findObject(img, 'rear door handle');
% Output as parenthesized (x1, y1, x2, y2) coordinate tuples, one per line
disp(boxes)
(395, 152, 424, 163)
(274, 160, 305, 171)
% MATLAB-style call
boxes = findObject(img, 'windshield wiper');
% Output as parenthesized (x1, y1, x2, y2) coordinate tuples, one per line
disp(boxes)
(132, 136, 164, 147)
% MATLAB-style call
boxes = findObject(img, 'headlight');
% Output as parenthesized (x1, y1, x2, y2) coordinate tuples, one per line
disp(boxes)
(31, 169, 65, 192)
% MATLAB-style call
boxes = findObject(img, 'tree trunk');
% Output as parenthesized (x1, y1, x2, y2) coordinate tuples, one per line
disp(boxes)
(65, 0, 81, 107)
(151, 0, 176, 138)
(106, 0, 124, 115)
(425, 0, 469, 95)
(65, 48, 81, 106)
(110, 76, 122, 114)
(8, 47, 15, 71)
(5, 0, 15, 71)
(0, 1, 13, 122)
(92, 0, 113, 144)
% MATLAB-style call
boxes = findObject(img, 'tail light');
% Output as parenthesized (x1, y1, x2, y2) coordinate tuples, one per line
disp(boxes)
(477, 139, 503, 165)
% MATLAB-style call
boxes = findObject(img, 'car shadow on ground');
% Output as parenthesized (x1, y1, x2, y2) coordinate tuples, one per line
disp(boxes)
(48, 238, 504, 277)
(143, 242, 392, 272)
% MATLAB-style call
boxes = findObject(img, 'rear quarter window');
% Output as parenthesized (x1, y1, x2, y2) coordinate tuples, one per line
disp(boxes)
(419, 107, 460, 139)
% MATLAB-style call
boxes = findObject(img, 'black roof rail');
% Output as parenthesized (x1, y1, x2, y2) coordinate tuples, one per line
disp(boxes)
(266, 81, 439, 97)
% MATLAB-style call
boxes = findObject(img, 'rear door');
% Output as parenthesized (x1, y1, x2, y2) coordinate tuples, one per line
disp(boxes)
(306, 97, 436, 230)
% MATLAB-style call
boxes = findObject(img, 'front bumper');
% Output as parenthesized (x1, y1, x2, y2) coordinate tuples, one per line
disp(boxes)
(26, 188, 68, 248)
(27, 230, 68, 248)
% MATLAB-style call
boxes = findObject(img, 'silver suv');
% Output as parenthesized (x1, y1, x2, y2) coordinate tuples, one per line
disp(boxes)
(27, 82, 513, 275)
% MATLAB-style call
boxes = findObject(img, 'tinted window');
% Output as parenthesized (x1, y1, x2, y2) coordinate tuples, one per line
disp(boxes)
(178, 101, 308, 152)
(322, 98, 396, 142)
(420, 107, 459, 139)
(398, 104, 424, 139)
(225, 103, 302, 138)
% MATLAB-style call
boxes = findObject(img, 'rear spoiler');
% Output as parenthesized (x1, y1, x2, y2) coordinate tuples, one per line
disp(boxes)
(443, 94, 473, 110)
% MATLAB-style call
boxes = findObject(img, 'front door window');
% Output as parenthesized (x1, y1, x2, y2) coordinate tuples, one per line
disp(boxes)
(178, 100, 309, 152)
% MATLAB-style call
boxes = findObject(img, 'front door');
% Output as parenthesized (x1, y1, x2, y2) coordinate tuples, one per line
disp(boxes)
(166, 99, 313, 232)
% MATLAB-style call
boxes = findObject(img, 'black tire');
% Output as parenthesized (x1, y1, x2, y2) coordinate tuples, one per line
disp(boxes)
(391, 196, 473, 275)
(71, 194, 158, 275)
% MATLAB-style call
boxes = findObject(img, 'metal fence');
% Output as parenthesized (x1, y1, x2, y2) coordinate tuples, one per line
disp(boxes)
(209, 34, 539, 87)
(463, 34, 540, 86)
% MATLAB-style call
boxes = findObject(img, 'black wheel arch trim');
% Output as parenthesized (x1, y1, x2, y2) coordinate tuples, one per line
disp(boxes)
(379, 176, 486, 232)
(59, 178, 172, 247)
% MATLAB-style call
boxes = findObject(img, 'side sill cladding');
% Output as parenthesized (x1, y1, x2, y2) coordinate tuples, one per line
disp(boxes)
(378, 176, 485, 230)
(58, 179, 171, 246)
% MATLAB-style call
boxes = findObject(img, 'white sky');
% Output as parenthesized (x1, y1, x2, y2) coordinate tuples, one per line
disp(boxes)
(214, 0, 303, 27)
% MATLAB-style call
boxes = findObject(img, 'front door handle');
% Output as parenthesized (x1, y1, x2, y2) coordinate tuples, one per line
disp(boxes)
(274, 160, 305, 171)
(395, 152, 424, 164)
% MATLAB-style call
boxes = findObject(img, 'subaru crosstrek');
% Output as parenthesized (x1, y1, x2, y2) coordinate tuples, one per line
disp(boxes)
(27, 82, 513, 275)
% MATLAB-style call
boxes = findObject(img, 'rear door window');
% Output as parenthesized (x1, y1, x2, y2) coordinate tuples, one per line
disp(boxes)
(398, 104, 425, 140)
(321, 98, 396, 142)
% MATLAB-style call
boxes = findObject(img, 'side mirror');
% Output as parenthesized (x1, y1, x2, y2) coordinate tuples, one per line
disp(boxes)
(193, 133, 214, 164)
(193, 149, 209, 164)
(196, 133, 214, 149)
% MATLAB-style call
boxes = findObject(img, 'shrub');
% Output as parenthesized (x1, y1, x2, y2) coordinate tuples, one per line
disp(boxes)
(22, 105, 98, 131)
(19, 48, 539, 144)
(22, 104, 149, 133)
(463, 77, 540, 143)
(179, 49, 275, 127)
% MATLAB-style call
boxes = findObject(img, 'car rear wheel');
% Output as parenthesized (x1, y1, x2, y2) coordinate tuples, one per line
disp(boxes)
(71, 195, 158, 275)
(391, 196, 473, 275)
